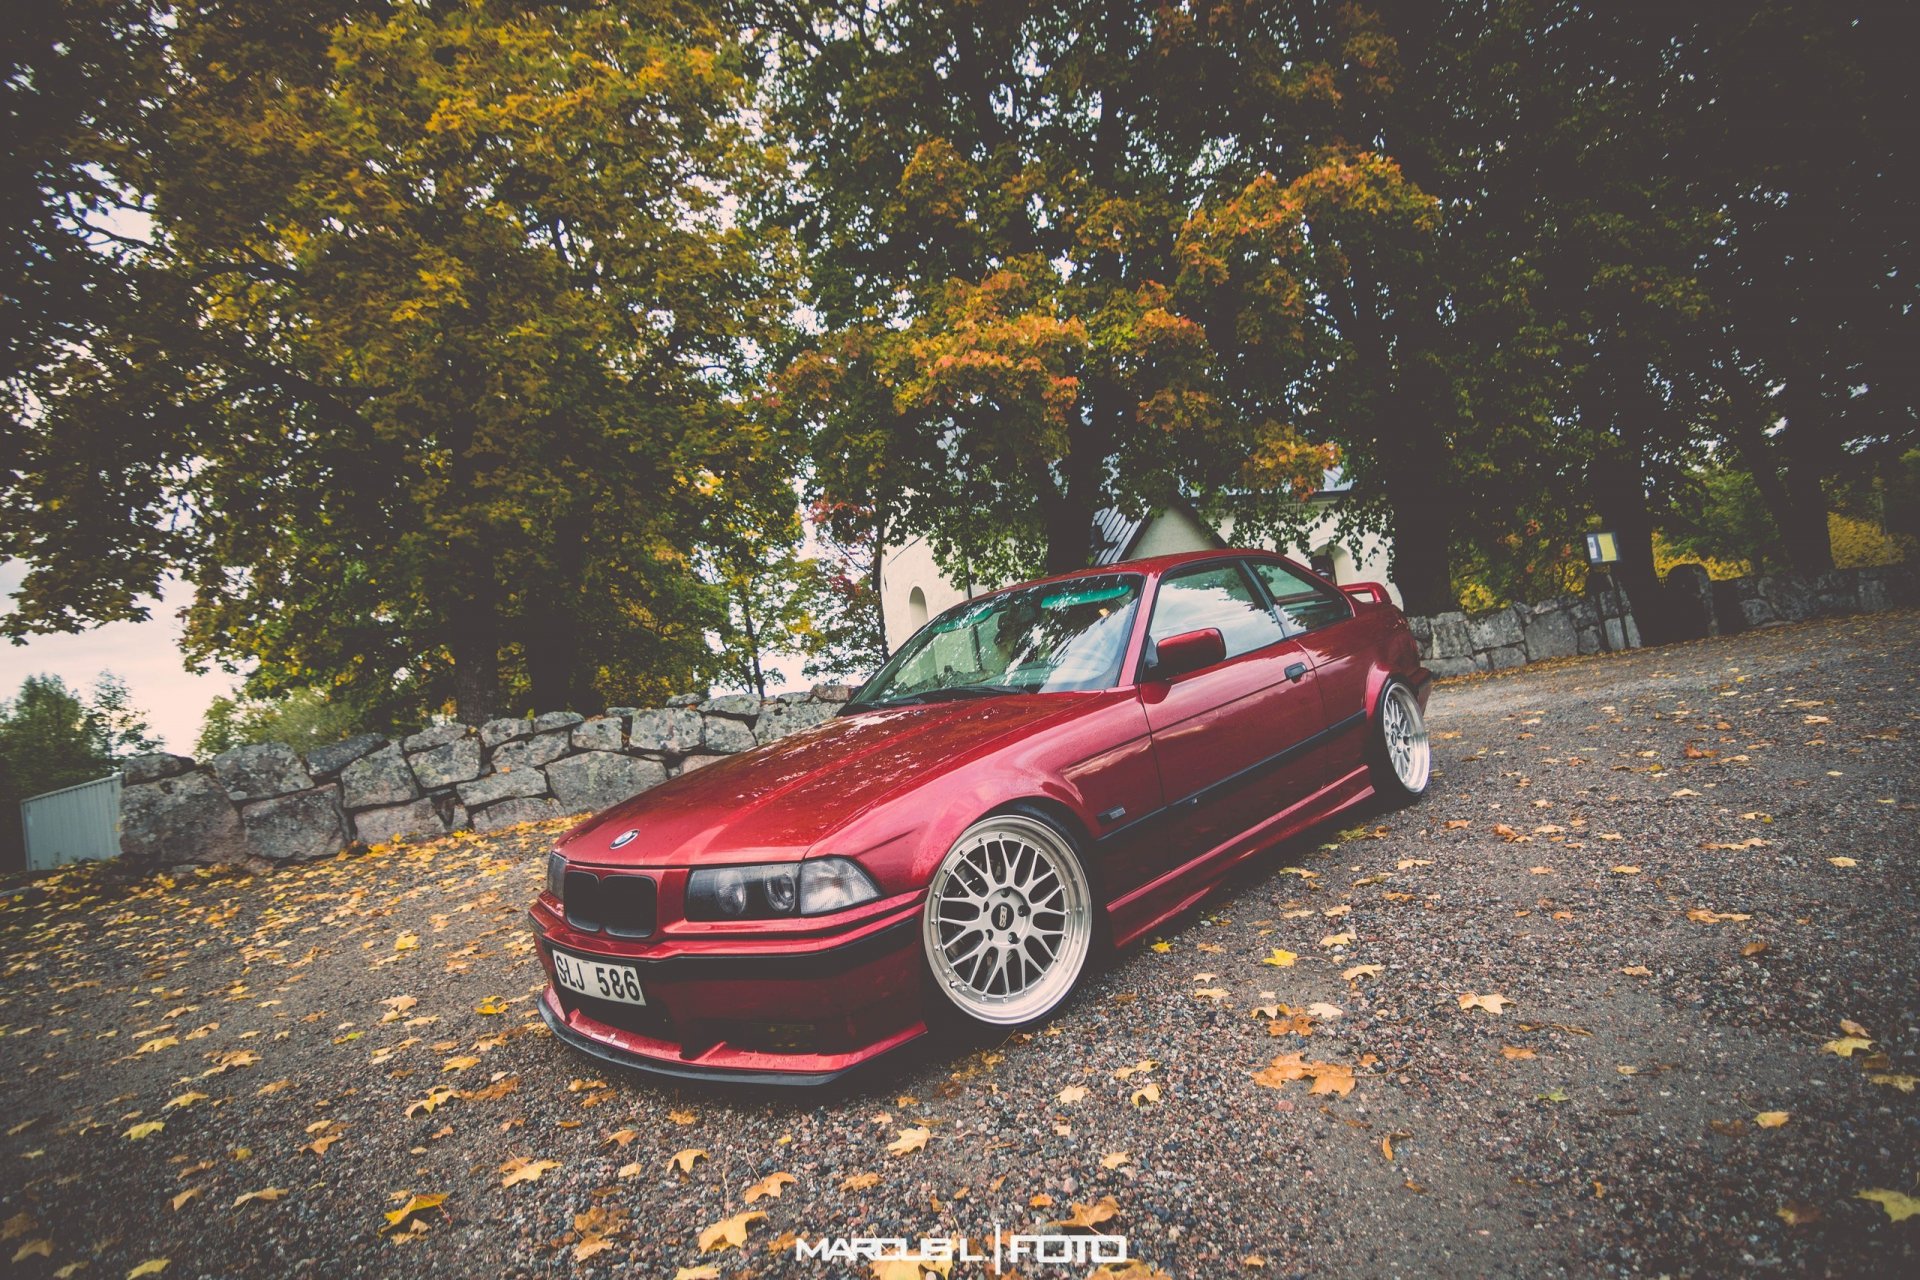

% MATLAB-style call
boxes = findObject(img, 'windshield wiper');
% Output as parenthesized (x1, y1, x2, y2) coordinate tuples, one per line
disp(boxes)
(869, 683, 1028, 708)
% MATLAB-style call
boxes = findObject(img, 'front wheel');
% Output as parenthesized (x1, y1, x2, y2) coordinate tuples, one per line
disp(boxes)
(921, 811, 1095, 1029)
(1370, 680, 1432, 803)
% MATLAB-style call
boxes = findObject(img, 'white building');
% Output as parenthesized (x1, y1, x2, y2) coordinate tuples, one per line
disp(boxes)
(878, 474, 1398, 651)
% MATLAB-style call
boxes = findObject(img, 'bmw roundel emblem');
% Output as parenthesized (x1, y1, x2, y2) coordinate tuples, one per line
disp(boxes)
(610, 829, 638, 850)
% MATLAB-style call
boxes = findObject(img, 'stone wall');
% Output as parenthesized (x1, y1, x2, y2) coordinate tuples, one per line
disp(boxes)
(117, 686, 853, 869)
(1407, 562, 1916, 677)
(1408, 584, 1640, 677)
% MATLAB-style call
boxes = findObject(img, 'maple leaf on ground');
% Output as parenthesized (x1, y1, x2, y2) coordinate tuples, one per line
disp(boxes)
(1501, 1046, 1537, 1060)
(1057, 1085, 1089, 1105)
(125, 1121, 164, 1140)
(672, 1268, 721, 1280)
(841, 1171, 880, 1191)
(1113, 1060, 1157, 1081)
(1857, 1189, 1920, 1223)
(1459, 993, 1512, 1015)
(1868, 1073, 1917, 1092)
(1343, 964, 1383, 982)
(1776, 1202, 1822, 1226)
(668, 1147, 709, 1174)
(233, 1187, 287, 1207)
(1102, 1152, 1131, 1170)
(380, 1193, 448, 1236)
(667, 1109, 698, 1125)
(128, 1262, 169, 1278)
(697, 1209, 766, 1252)
(1821, 1037, 1874, 1057)
(744, 1172, 797, 1202)
(887, 1126, 930, 1156)
(498, 1156, 559, 1187)
(1754, 1111, 1789, 1128)
(1130, 1082, 1162, 1107)
(1261, 949, 1297, 968)
(1052, 1195, 1121, 1231)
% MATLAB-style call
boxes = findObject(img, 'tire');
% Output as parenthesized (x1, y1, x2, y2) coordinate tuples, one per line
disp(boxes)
(1369, 679, 1432, 803)
(921, 809, 1096, 1031)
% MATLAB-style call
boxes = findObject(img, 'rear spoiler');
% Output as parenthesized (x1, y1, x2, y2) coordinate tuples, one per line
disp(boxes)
(1342, 581, 1392, 607)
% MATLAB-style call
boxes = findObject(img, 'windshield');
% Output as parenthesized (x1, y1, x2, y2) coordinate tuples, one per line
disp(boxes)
(849, 574, 1144, 709)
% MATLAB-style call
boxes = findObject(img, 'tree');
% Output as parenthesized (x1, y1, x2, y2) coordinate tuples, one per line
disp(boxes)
(800, 497, 890, 681)
(4, 0, 799, 722)
(1691, 3, 1919, 575)
(761, 1, 1339, 588)
(0, 672, 155, 871)
(196, 687, 361, 757)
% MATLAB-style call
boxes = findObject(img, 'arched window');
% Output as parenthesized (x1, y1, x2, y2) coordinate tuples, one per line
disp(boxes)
(907, 586, 929, 629)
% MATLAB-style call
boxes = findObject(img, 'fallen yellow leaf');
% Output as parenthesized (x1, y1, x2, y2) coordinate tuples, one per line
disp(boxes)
(1459, 993, 1512, 1015)
(1754, 1111, 1789, 1128)
(696, 1209, 765, 1252)
(1261, 949, 1297, 968)
(887, 1126, 930, 1156)
(744, 1172, 796, 1203)
(1856, 1189, 1920, 1223)
(499, 1156, 559, 1187)
(668, 1147, 709, 1174)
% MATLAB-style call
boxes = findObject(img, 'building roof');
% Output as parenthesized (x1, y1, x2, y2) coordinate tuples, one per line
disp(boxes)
(1089, 507, 1149, 567)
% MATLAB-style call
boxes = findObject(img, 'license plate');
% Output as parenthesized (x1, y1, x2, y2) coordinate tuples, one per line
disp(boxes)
(551, 949, 647, 1006)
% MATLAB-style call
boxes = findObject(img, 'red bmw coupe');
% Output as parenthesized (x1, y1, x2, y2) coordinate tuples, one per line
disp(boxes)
(530, 549, 1433, 1084)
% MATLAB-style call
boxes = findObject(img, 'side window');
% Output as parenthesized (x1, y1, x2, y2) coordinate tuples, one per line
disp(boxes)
(1148, 562, 1287, 661)
(1250, 560, 1353, 636)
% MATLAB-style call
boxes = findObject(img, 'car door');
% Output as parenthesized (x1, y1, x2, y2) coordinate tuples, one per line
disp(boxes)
(1246, 556, 1370, 783)
(1137, 559, 1330, 874)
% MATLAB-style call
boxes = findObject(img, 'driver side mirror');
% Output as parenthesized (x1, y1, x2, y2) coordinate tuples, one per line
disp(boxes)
(1145, 627, 1226, 682)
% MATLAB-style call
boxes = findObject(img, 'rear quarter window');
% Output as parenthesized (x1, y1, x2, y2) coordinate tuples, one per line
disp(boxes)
(1249, 560, 1353, 636)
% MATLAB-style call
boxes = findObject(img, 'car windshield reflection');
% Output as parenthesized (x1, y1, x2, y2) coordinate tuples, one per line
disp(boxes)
(849, 574, 1144, 710)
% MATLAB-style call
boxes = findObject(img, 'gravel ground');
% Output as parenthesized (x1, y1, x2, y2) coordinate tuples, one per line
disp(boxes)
(2, 610, 1916, 1280)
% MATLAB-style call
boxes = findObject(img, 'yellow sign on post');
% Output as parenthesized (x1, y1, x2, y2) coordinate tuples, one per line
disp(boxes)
(1585, 531, 1621, 565)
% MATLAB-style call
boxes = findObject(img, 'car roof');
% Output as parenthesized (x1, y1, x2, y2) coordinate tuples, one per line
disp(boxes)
(979, 547, 1291, 599)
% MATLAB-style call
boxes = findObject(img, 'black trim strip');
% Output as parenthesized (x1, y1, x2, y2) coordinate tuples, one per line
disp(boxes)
(538, 996, 859, 1086)
(1096, 710, 1368, 846)
(535, 917, 917, 983)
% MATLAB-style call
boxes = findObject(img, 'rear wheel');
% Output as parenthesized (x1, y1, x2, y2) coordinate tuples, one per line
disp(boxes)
(1370, 680, 1432, 802)
(921, 811, 1095, 1029)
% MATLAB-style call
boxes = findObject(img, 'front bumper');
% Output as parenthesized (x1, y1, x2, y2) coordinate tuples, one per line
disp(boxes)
(528, 895, 927, 1085)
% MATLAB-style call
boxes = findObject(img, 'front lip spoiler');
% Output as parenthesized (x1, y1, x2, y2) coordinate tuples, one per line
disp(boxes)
(537, 996, 868, 1087)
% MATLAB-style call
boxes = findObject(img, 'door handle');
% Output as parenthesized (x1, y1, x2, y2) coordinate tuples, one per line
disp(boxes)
(1284, 662, 1308, 683)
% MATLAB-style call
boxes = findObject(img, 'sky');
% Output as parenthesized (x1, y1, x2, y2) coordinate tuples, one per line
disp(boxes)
(0, 560, 238, 754)
(0, 556, 817, 757)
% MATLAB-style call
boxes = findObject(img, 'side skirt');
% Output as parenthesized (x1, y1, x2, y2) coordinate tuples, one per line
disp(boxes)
(1106, 764, 1377, 951)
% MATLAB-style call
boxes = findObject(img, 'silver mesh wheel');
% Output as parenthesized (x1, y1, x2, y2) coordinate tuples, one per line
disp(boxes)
(1382, 683, 1431, 794)
(923, 814, 1093, 1025)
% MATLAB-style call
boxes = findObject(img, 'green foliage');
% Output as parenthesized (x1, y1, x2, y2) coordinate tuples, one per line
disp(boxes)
(195, 688, 363, 758)
(800, 499, 890, 683)
(4, 0, 800, 721)
(0, 673, 159, 806)
(764, 1, 1345, 585)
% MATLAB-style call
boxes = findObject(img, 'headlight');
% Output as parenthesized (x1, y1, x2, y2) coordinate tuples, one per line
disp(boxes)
(546, 851, 565, 900)
(685, 857, 880, 920)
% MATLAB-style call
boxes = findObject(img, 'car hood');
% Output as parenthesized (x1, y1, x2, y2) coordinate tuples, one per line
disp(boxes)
(555, 697, 1082, 866)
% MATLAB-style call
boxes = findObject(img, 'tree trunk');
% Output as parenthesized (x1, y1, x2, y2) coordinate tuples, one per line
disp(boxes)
(737, 588, 765, 699)
(1773, 375, 1836, 574)
(524, 511, 590, 712)
(1041, 384, 1115, 576)
(1381, 455, 1455, 616)
(448, 597, 502, 723)
(1590, 449, 1668, 646)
